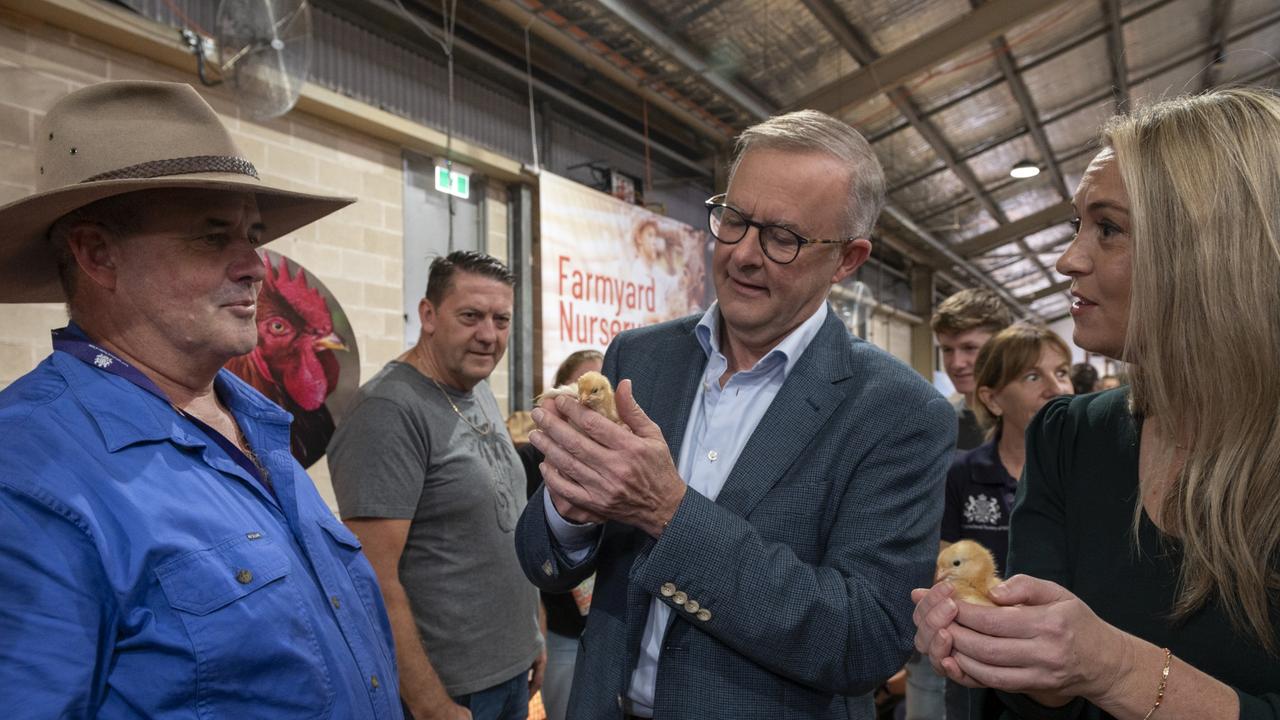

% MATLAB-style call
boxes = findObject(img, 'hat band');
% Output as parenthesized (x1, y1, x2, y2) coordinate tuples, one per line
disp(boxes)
(82, 155, 259, 183)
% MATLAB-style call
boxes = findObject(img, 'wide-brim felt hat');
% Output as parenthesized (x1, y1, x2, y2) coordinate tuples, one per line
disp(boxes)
(0, 80, 354, 303)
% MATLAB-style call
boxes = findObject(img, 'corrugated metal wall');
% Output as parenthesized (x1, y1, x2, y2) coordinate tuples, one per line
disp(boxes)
(122, 0, 712, 215)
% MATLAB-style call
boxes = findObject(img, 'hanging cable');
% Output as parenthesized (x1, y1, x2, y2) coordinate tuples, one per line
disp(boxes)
(393, 0, 459, 248)
(524, 20, 540, 172)
(160, 0, 211, 38)
(642, 97, 652, 207)
(443, 0, 458, 250)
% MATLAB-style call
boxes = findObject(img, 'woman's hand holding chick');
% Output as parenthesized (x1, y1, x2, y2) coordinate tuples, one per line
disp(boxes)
(912, 574, 1130, 708)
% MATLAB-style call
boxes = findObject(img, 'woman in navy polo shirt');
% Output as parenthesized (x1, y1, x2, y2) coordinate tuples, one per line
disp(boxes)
(940, 323, 1073, 576)
(938, 323, 1073, 718)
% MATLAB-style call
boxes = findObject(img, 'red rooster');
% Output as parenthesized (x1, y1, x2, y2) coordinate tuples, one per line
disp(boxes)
(226, 254, 348, 468)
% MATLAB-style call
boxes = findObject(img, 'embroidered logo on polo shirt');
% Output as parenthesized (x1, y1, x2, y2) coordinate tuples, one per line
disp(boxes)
(963, 494, 1001, 525)
(93, 353, 113, 369)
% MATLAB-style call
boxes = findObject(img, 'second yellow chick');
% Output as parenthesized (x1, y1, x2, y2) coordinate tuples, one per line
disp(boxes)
(935, 540, 1001, 606)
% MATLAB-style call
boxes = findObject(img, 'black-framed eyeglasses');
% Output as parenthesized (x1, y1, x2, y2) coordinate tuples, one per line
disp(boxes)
(704, 194, 852, 265)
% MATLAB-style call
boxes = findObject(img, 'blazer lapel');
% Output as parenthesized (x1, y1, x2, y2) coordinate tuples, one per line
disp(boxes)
(633, 316, 705, 463)
(714, 311, 855, 519)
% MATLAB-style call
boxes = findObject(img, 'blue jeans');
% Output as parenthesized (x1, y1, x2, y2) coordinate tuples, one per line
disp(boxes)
(540, 631, 579, 720)
(452, 672, 529, 720)
(905, 653, 946, 719)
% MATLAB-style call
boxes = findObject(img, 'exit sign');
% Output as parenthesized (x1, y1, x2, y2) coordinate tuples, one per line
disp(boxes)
(435, 165, 470, 199)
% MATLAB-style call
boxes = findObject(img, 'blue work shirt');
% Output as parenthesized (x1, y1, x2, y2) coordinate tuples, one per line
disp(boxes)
(0, 347, 402, 720)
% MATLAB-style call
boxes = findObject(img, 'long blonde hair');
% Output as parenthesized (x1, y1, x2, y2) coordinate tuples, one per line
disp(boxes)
(1106, 87, 1280, 651)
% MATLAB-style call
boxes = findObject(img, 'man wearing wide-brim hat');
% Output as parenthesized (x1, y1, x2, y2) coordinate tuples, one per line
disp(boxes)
(0, 80, 403, 719)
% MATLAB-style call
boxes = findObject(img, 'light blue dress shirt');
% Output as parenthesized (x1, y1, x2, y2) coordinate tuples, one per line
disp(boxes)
(545, 301, 829, 716)
(0, 347, 402, 719)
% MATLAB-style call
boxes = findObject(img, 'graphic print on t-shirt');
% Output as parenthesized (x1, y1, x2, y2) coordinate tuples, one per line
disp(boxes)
(473, 428, 520, 533)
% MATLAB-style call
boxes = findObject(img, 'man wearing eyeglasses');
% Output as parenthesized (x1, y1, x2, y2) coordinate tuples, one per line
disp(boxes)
(516, 110, 955, 720)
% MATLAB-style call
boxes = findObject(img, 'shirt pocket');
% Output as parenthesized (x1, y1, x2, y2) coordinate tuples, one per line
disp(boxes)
(156, 533, 334, 720)
(316, 516, 395, 667)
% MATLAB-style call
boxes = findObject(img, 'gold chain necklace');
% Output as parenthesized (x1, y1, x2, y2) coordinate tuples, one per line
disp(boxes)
(178, 401, 272, 486)
(429, 375, 492, 436)
(234, 421, 272, 485)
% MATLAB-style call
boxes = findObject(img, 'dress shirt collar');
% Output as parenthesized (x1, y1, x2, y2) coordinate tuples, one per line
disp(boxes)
(694, 300, 830, 378)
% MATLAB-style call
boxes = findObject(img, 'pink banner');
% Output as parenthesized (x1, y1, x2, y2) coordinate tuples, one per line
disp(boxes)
(539, 173, 710, 390)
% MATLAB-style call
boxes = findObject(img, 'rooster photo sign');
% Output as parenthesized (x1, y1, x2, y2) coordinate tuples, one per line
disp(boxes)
(225, 251, 361, 468)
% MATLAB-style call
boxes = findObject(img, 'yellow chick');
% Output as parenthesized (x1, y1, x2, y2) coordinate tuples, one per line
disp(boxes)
(935, 540, 1001, 606)
(534, 371, 621, 424)
(575, 371, 621, 424)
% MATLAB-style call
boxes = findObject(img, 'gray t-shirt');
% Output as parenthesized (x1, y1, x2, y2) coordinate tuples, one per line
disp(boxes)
(327, 361, 540, 697)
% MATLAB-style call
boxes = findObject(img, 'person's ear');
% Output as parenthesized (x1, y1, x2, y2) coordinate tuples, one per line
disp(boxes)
(65, 223, 122, 292)
(977, 386, 1002, 417)
(418, 297, 437, 335)
(831, 238, 871, 284)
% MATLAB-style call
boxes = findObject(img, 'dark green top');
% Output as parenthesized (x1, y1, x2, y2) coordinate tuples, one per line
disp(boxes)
(983, 389, 1280, 719)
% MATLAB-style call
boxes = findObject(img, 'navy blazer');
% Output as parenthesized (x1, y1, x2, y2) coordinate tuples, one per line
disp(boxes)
(516, 308, 955, 720)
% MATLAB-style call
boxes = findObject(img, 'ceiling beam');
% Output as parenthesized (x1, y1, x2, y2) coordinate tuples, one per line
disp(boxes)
(1020, 279, 1071, 303)
(908, 8, 1280, 217)
(791, 0, 1072, 116)
(921, 139, 1099, 221)
(882, 206, 1036, 319)
(888, 88, 1108, 194)
(363, 0, 715, 178)
(801, 0, 1064, 300)
(475, 0, 734, 143)
(989, 36, 1070, 199)
(1101, 0, 1129, 112)
(866, 0, 1177, 144)
(956, 200, 1075, 257)
(1202, 0, 1235, 91)
(799, 0, 1044, 297)
(593, 0, 772, 120)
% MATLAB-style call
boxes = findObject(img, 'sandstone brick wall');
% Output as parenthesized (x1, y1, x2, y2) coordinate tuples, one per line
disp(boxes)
(485, 182, 513, 415)
(0, 8, 511, 509)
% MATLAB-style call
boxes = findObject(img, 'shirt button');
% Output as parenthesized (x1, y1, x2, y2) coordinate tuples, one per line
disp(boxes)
(707, 450, 718, 461)
(235, 569, 253, 584)
(330, 596, 341, 610)
(684, 599, 700, 613)
(370, 674, 380, 689)
(672, 591, 688, 605)
(660, 582, 676, 597)
(696, 609, 712, 622)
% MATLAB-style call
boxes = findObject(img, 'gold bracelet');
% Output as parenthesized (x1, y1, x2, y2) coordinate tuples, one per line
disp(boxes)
(1142, 648, 1173, 720)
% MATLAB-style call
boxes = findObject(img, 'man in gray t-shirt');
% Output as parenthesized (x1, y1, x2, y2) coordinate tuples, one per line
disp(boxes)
(328, 251, 542, 720)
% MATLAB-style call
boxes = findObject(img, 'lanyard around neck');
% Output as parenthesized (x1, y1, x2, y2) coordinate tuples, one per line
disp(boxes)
(51, 324, 272, 492)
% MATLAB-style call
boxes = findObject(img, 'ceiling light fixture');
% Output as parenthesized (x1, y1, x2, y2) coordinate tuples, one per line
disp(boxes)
(1010, 159, 1040, 179)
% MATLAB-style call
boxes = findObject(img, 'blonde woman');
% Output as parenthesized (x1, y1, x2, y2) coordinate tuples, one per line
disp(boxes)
(914, 87, 1280, 719)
